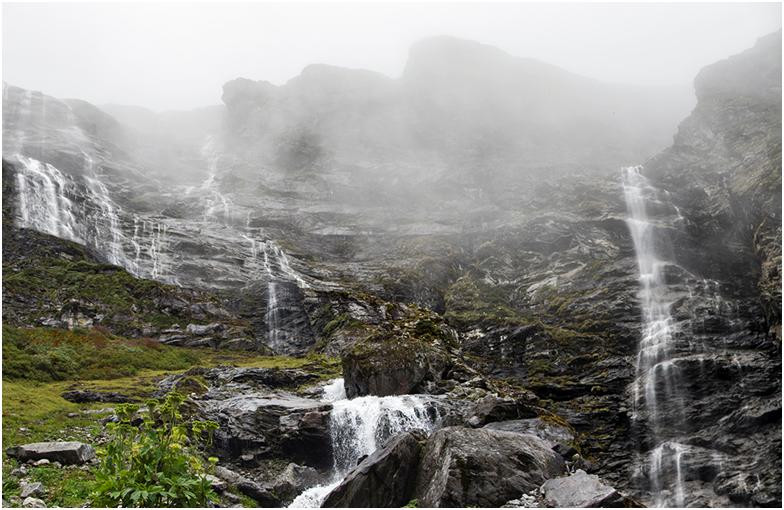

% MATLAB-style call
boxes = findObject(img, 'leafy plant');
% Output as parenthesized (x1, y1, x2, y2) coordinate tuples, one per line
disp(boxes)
(91, 391, 219, 507)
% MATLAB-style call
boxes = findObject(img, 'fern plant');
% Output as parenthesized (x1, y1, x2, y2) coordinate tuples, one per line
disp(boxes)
(91, 391, 220, 507)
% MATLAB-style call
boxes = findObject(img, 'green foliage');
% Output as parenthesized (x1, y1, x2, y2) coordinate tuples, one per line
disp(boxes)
(404, 498, 419, 507)
(2, 326, 200, 382)
(91, 391, 219, 508)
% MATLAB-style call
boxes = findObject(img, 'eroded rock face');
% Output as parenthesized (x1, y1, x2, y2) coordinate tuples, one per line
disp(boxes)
(323, 431, 425, 508)
(414, 427, 565, 507)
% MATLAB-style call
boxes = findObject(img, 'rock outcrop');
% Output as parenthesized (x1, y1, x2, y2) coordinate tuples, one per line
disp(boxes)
(414, 427, 565, 507)
(322, 431, 425, 507)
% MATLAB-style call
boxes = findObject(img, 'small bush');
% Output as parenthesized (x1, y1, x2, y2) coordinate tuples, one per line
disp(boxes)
(91, 391, 219, 507)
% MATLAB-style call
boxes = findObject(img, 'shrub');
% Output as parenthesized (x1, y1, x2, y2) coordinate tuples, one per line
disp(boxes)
(91, 391, 219, 507)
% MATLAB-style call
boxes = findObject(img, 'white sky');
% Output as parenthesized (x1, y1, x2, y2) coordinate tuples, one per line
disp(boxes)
(2, 1, 781, 111)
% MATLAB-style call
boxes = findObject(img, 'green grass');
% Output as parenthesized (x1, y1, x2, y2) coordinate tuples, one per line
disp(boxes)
(2, 325, 202, 382)
(2, 324, 341, 507)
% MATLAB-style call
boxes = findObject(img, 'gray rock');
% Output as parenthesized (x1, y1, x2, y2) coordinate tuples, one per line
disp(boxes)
(415, 427, 565, 507)
(484, 418, 575, 449)
(271, 463, 322, 504)
(213, 466, 280, 507)
(323, 431, 425, 507)
(186, 322, 223, 336)
(22, 497, 46, 508)
(20, 482, 44, 499)
(541, 470, 640, 507)
(7, 442, 95, 465)
(204, 474, 227, 492)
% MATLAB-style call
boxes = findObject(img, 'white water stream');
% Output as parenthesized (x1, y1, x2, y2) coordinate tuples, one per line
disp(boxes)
(289, 379, 438, 507)
(623, 166, 686, 507)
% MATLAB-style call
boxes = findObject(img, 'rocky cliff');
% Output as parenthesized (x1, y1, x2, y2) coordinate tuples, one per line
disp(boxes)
(2, 33, 780, 508)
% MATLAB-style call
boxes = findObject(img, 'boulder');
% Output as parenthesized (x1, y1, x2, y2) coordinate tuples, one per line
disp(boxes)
(186, 322, 224, 336)
(7, 442, 95, 465)
(20, 482, 44, 499)
(342, 336, 451, 398)
(202, 393, 332, 468)
(271, 463, 322, 504)
(214, 466, 280, 507)
(541, 470, 641, 507)
(22, 497, 46, 508)
(415, 427, 565, 507)
(323, 431, 425, 507)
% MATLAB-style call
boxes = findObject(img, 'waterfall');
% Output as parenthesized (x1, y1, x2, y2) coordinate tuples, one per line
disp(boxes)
(12, 153, 173, 282)
(622, 166, 687, 507)
(13, 154, 80, 242)
(199, 137, 234, 223)
(289, 379, 438, 508)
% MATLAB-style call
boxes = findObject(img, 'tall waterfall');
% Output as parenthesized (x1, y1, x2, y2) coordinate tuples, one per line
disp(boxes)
(289, 379, 438, 507)
(12, 152, 171, 281)
(623, 166, 688, 507)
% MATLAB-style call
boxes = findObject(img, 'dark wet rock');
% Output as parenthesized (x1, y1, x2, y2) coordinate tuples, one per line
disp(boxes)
(199, 392, 332, 469)
(541, 470, 641, 507)
(7, 441, 95, 465)
(271, 463, 322, 505)
(341, 314, 461, 398)
(214, 466, 280, 507)
(323, 431, 425, 508)
(462, 393, 539, 428)
(414, 427, 565, 507)
(61, 389, 133, 404)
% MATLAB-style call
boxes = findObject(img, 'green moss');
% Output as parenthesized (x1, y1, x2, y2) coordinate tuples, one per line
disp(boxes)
(404, 499, 419, 508)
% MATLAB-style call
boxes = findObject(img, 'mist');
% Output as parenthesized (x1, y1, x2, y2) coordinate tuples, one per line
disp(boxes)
(2, 2, 780, 111)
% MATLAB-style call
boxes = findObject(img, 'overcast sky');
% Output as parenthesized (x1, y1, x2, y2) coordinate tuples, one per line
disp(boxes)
(2, 2, 781, 111)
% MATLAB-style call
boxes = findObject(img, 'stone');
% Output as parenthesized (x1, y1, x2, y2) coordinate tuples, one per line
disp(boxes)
(323, 431, 425, 507)
(20, 482, 44, 499)
(33, 459, 50, 466)
(61, 390, 132, 404)
(22, 497, 46, 508)
(415, 427, 565, 507)
(484, 417, 575, 449)
(205, 474, 227, 492)
(271, 463, 322, 504)
(7, 442, 96, 465)
(213, 466, 280, 507)
(186, 322, 223, 336)
(541, 470, 640, 507)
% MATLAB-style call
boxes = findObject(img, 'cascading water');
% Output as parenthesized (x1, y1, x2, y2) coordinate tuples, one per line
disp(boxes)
(289, 379, 438, 508)
(623, 165, 688, 507)
(12, 151, 173, 282)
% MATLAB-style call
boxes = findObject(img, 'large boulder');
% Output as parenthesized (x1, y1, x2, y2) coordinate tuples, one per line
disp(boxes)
(323, 431, 425, 507)
(414, 427, 565, 507)
(342, 333, 452, 398)
(200, 392, 332, 469)
(541, 470, 641, 507)
(6, 441, 95, 465)
(213, 466, 280, 507)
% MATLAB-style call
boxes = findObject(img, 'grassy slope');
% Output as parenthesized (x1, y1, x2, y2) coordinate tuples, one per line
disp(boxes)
(1, 326, 340, 507)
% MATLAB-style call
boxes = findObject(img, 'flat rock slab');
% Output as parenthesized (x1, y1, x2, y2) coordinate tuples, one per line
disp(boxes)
(7, 441, 95, 465)
(542, 469, 634, 508)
